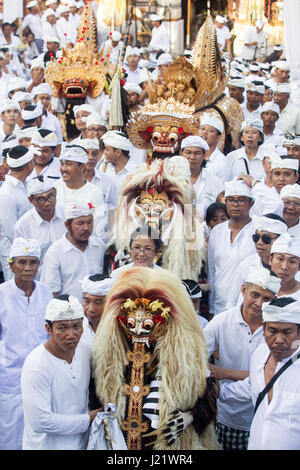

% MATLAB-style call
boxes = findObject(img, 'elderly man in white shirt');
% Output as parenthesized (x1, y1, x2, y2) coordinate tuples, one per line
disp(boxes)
(99, 130, 137, 195)
(21, 295, 101, 450)
(280, 184, 300, 238)
(198, 114, 231, 185)
(207, 180, 256, 316)
(227, 117, 266, 182)
(14, 176, 66, 279)
(0, 145, 34, 279)
(205, 266, 280, 450)
(41, 201, 106, 301)
(273, 83, 300, 136)
(180, 135, 223, 220)
(80, 274, 114, 346)
(0, 237, 52, 450)
(219, 297, 300, 450)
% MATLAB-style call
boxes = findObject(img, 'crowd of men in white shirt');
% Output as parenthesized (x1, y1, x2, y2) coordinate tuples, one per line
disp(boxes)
(0, 2, 300, 452)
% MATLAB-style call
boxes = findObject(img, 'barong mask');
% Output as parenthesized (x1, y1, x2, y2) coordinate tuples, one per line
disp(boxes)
(117, 298, 171, 347)
(134, 189, 174, 232)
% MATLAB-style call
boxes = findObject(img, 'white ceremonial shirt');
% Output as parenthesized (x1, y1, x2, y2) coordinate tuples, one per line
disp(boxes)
(21, 341, 91, 450)
(91, 169, 119, 210)
(40, 233, 105, 301)
(227, 145, 266, 181)
(0, 277, 52, 450)
(41, 111, 63, 145)
(14, 205, 66, 278)
(241, 103, 262, 120)
(80, 316, 96, 347)
(193, 168, 223, 219)
(204, 305, 265, 431)
(275, 102, 300, 136)
(207, 220, 256, 315)
(204, 147, 231, 185)
(99, 158, 137, 195)
(22, 13, 43, 40)
(251, 182, 283, 217)
(54, 179, 107, 239)
(220, 343, 300, 450)
(149, 23, 170, 52)
(26, 157, 61, 183)
(216, 25, 231, 51)
(240, 26, 259, 61)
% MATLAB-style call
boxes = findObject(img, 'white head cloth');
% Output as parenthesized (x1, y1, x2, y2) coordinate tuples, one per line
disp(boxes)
(262, 298, 300, 323)
(14, 126, 37, 140)
(246, 265, 281, 294)
(280, 184, 300, 200)
(246, 81, 265, 94)
(260, 101, 280, 116)
(228, 77, 246, 88)
(216, 15, 227, 23)
(270, 233, 300, 257)
(6, 146, 34, 168)
(60, 146, 88, 163)
(157, 53, 173, 66)
(27, 176, 55, 196)
(252, 214, 287, 235)
(283, 137, 300, 147)
(273, 60, 290, 71)
(73, 104, 95, 117)
(270, 155, 299, 171)
(32, 83, 52, 97)
(82, 113, 107, 128)
(80, 275, 114, 296)
(64, 200, 94, 220)
(8, 77, 26, 93)
(30, 58, 45, 70)
(21, 103, 43, 121)
(200, 114, 224, 133)
(150, 14, 163, 21)
(241, 117, 264, 133)
(44, 8, 56, 18)
(126, 46, 140, 57)
(2, 138, 18, 152)
(45, 0, 57, 5)
(78, 138, 99, 150)
(272, 83, 291, 94)
(124, 83, 142, 95)
(44, 35, 60, 44)
(249, 63, 260, 72)
(224, 179, 253, 198)
(9, 237, 40, 259)
(101, 131, 130, 151)
(273, 45, 283, 52)
(111, 31, 121, 41)
(181, 135, 209, 151)
(13, 92, 32, 103)
(31, 129, 57, 147)
(57, 5, 70, 14)
(0, 99, 20, 114)
(27, 0, 38, 7)
(45, 296, 84, 322)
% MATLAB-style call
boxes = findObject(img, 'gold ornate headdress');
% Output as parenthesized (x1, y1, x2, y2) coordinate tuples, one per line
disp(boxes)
(45, 1, 110, 99)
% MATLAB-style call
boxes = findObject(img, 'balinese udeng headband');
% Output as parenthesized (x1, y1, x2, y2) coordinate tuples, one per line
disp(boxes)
(14, 126, 37, 140)
(241, 117, 264, 133)
(82, 113, 107, 128)
(200, 114, 224, 133)
(73, 104, 95, 117)
(21, 103, 43, 120)
(80, 275, 114, 296)
(101, 131, 131, 151)
(262, 297, 300, 323)
(64, 200, 95, 221)
(246, 82, 265, 94)
(280, 184, 300, 200)
(78, 138, 100, 150)
(270, 155, 299, 171)
(31, 130, 57, 147)
(60, 146, 88, 163)
(9, 237, 40, 260)
(45, 296, 84, 322)
(246, 265, 281, 294)
(252, 215, 287, 235)
(228, 77, 246, 88)
(224, 179, 253, 198)
(181, 135, 209, 151)
(270, 232, 300, 258)
(6, 146, 34, 168)
(27, 175, 55, 196)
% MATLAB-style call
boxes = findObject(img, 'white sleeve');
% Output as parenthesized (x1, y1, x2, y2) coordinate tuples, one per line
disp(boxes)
(207, 231, 216, 315)
(203, 318, 219, 357)
(21, 367, 90, 435)
(40, 247, 62, 294)
(252, 182, 283, 216)
(219, 376, 252, 405)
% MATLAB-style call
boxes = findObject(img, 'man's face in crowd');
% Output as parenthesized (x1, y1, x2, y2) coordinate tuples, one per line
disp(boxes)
(127, 54, 139, 69)
(240, 127, 262, 147)
(67, 215, 94, 242)
(262, 87, 273, 104)
(82, 293, 106, 325)
(127, 90, 139, 106)
(272, 168, 298, 193)
(60, 159, 85, 183)
(261, 110, 278, 127)
(263, 322, 300, 361)
(85, 148, 99, 170)
(270, 252, 300, 284)
(246, 90, 262, 107)
(252, 230, 279, 262)
(180, 146, 205, 172)
(282, 197, 300, 226)
(228, 85, 244, 102)
(29, 187, 57, 219)
(104, 144, 119, 164)
(74, 111, 90, 132)
(19, 136, 32, 148)
(273, 91, 289, 109)
(46, 319, 84, 356)
(35, 93, 51, 111)
(46, 41, 59, 52)
(225, 195, 254, 219)
(9, 256, 40, 282)
(275, 68, 289, 83)
(86, 125, 107, 140)
(31, 66, 44, 83)
(198, 125, 220, 147)
(242, 283, 276, 317)
(47, 13, 57, 25)
(285, 145, 300, 161)
(33, 145, 54, 166)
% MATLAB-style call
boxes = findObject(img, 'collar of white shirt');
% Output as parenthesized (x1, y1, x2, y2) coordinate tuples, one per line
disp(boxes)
(61, 233, 98, 253)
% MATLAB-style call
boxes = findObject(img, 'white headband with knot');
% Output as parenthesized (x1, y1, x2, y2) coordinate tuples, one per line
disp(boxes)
(280, 184, 300, 200)
(252, 215, 287, 235)
(9, 237, 40, 260)
(270, 233, 300, 258)
(270, 155, 299, 171)
(45, 296, 84, 322)
(27, 176, 55, 196)
(80, 275, 114, 296)
(224, 179, 253, 198)
(64, 200, 95, 220)
(101, 131, 131, 151)
(246, 265, 281, 294)
(6, 146, 34, 168)
(262, 299, 300, 323)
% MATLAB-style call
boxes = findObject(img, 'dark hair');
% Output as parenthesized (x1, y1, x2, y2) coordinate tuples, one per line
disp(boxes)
(1, 22, 11, 31)
(129, 225, 162, 253)
(205, 202, 229, 225)
(36, 128, 56, 147)
(88, 274, 111, 282)
(8, 145, 31, 171)
(181, 279, 202, 298)
(23, 105, 42, 126)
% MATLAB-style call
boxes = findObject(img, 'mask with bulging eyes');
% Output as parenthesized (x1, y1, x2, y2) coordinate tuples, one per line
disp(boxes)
(134, 189, 174, 232)
(126, 310, 156, 347)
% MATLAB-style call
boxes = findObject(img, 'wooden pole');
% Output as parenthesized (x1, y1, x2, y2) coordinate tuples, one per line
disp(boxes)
(186, 0, 191, 49)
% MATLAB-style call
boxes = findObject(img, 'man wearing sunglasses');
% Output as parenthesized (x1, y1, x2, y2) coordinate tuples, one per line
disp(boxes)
(14, 176, 65, 279)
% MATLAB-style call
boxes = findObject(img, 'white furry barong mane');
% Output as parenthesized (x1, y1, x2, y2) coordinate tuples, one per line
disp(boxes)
(92, 267, 220, 450)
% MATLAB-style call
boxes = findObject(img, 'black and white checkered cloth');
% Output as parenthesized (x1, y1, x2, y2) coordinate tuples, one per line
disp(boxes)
(216, 421, 250, 450)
